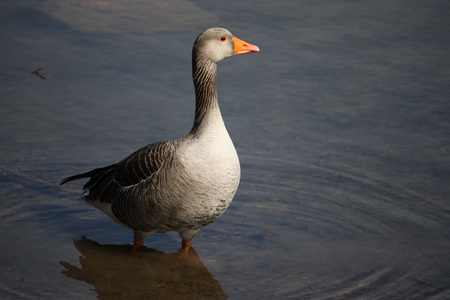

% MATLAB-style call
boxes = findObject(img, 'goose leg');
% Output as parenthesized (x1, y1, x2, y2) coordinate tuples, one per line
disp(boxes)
(133, 237, 144, 250)
(131, 230, 154, 253)
(179, 229, 197, 255)
(181, 239, 192, 256)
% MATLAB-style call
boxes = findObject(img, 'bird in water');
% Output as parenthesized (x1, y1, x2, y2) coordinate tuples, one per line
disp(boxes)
(60, 28, 259, 253)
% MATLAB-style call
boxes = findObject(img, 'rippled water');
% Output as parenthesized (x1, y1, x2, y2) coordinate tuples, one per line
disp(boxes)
(1, 0, 449, 299)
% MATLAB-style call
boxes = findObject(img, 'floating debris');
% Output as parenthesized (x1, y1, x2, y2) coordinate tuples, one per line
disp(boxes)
(31, 65, 47, 80)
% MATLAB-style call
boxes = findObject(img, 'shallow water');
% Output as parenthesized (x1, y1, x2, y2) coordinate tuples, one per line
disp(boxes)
(1, 0, 449, 299)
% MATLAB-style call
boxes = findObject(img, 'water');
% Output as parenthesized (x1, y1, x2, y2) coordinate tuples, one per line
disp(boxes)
(1, 0, 449, 299)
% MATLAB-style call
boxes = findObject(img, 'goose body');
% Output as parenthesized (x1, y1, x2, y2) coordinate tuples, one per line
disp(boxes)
(61, 28, 259, 251)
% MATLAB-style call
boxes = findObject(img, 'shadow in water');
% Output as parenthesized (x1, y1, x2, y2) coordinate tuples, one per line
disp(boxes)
(60, 237, 227, 299)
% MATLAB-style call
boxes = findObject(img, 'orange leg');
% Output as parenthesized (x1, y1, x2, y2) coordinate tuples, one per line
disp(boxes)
(181, 239, 192, 256)
(132, 237, 144, 252)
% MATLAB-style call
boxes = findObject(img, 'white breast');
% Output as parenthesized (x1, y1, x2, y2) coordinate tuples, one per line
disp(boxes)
(178, 109, 241, 217)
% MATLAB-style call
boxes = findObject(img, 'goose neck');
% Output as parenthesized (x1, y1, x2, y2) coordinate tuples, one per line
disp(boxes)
(191, 57, 219, 131)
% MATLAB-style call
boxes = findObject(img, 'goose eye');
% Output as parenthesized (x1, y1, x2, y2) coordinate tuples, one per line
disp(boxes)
(220, 36, 227, 42)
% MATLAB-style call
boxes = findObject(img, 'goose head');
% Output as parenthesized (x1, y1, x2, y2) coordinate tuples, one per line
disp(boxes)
(193, 28, 260, 63)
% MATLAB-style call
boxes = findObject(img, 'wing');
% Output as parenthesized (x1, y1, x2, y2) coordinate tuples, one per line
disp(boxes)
(61, 141, 177, 203)
(114, 141, 176, 186)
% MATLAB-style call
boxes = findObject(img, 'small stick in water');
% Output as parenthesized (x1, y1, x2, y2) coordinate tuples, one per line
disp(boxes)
(31, 65, 46, 80)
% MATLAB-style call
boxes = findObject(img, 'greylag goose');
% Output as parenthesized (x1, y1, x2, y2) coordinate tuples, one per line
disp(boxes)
(60, 28, 259, 252)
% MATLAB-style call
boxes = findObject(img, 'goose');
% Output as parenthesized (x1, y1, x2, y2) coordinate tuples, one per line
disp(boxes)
(60, 28, 259, 252)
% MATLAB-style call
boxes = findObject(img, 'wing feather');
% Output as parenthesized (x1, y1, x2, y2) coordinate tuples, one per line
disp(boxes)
(61, 141, 177, 203)
(114, 141, 175, 186)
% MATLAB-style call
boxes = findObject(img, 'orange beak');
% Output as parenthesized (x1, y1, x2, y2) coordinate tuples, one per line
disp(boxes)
(233, 37, 260, 55)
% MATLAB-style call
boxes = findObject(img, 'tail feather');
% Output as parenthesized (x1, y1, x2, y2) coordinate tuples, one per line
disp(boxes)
(60, 164, 116, 186)
(60, 164, 118, 203)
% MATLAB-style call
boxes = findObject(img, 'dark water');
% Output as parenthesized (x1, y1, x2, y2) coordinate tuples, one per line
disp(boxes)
(1, 0, 449, 299)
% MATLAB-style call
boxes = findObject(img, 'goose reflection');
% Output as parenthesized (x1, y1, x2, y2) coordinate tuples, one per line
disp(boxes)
(60, 237, 227, 299)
